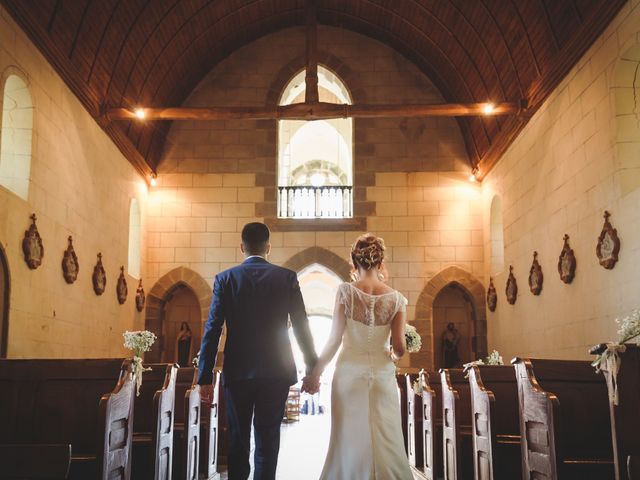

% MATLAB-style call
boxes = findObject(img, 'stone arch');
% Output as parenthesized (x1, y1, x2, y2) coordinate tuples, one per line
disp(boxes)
(265, 51, 367, 107)
(0, 243, 9, 358)
(145, 267, 212, 362)
(613, 39, 640, 196)
(281, 247, 351, 282)
(413, 266, 487, 369)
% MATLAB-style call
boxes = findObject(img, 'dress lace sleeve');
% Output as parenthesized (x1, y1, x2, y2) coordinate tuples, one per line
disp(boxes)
(335, 283, 351, 318)
(396, 291, 408, 313)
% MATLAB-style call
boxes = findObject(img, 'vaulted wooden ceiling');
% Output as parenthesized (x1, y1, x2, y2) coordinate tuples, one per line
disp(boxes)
(1, 0, 626, 179)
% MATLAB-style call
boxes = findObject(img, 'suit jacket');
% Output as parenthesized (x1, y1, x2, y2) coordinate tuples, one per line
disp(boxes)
(197, 256, 318, 386)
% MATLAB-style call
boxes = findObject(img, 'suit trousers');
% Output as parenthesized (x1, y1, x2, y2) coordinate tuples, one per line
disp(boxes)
(224, 379, 291, 480)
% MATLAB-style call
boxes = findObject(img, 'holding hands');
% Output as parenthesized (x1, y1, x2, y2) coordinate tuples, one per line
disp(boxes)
(301, 374, 321, 394)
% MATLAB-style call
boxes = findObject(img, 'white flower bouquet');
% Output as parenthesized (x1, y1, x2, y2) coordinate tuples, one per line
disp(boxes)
(405, 324, 422, 353)
(591, 309, 640, 405)
(123, 330, 157, 396)
(463, 350, 504, 376)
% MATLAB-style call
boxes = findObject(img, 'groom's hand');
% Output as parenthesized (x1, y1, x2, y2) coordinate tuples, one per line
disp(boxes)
(301, 375, 320, 394)
(199, 384, 214, 406)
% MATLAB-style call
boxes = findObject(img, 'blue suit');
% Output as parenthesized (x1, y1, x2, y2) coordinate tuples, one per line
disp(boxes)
(198, 256, 318, 479)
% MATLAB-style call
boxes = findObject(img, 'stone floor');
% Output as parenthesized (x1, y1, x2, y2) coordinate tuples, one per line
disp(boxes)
(216, 413, 422, 479)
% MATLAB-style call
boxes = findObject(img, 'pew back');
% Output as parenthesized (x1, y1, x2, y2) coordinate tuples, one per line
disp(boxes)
(132, 363, 177, 480)
(421, 370, 442, 480)
(513, 358, 614, 480)
(173, 367, 201, 480)
(467, 365, 521, 480)
(441, 368, 473, 480)
(405, 373, 424, 470)
(0, 358, 135, 480)
(200, 370, 221, 479)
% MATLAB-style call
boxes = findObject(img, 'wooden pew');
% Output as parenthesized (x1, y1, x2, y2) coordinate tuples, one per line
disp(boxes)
(132, 363, 177, 480)
(440, 368, 474, 480)
(405, 373, 425, 472)
(421, 370, 443, 480)
(0, 358, 135, 480)
(199, 370, 221, 480)
(466, 365, 521, 480)
(216, 372, 229, 469)
(512, 358, 615, 479)
(173, 367, 201, 480)
(590, 343, 640, 480)
(0, 444, 71, 479)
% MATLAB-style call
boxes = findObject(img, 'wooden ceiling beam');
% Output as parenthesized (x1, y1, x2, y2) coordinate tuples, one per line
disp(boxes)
(106, 101, 524, 122)
(304, 0, 319, 104)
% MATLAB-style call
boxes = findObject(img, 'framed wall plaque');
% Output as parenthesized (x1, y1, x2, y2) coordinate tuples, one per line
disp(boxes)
(22, 213, 44, 270)
(92, 253, 106, 295)
(506, 266, 518, 305)
(487, 277, 497, 312)
(135, 279, 145, 312)
(116, 266, 128, 305)
(61, 236, 79, 284)
(558, 234, 576, 284)
(528, 251, 543, 295)
(596, 210, 620, 270)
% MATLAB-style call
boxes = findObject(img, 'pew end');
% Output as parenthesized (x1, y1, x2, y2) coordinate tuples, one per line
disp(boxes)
(512, 357, 614, 480)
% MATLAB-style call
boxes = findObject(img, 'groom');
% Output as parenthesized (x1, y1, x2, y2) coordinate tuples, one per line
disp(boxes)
(198, 222, 319, 480)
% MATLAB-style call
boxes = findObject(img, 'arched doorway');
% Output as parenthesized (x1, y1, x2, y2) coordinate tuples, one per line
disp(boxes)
(433, 283, 476, 370)
(414, 266, 487, 370)
(145, 267, 211, 363)
(0, 245, 9, 358)
(159, 284, 201, 365)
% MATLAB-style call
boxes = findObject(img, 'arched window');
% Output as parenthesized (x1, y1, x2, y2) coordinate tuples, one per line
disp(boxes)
(127, 198, 141, 279)
(0, 74, 33, 200)
(278, 66, 353, 218)
(489, 195, 505, 275)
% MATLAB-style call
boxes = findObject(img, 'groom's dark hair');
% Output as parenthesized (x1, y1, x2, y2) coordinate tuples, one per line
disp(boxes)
(241, 222, 270, 255)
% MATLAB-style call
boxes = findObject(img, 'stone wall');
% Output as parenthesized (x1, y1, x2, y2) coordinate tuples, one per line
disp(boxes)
(482, 0, 640, 360)
(0, 6, 147, 358)
(149, 26, 484, 369)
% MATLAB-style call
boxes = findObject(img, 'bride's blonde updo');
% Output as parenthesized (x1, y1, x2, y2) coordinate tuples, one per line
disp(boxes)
(351, 233, 386, 270)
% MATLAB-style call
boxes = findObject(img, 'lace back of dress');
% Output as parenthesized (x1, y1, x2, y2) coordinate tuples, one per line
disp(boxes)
(340, 283, 400, 326)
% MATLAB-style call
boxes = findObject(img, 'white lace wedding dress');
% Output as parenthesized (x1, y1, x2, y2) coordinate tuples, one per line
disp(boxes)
(319, 282, 413, 480)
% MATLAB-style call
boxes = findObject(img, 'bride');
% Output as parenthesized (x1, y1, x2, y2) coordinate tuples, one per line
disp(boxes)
(308, 234, 413, 479)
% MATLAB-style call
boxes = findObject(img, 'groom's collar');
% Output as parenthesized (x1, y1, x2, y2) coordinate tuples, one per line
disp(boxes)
(242, 255, 268, 264)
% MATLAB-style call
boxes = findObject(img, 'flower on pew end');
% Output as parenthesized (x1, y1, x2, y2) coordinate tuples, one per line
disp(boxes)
(485, 350, 504, 366)
(192, 351, 201, 368)
(123, 330, 157, 396)
(405, 324, 422, 353)
(412, 369, 425, 396)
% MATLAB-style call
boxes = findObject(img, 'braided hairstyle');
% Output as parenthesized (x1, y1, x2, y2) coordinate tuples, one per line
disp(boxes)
(351, 233, 386, 271)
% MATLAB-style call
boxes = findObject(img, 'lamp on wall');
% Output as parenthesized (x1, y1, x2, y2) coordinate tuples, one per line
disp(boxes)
(134, 108, 146, 120)
(469, 167, 480, 182)
(150, 173, 157, 187)
(482, 103, 495, 115)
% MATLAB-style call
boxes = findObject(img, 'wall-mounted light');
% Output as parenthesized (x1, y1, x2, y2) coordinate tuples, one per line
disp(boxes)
(482, 103, 495, 115)
(134, 108, 146, 120)
(150, 173, 157, 187)
(469, 167, 480, 182)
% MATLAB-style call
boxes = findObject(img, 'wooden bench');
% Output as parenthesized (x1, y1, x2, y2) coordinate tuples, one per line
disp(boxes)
(405, 373, 425, 472)
(590, 343, 640, 480)
(0, 358, 135, 480)
(172, 367, 201, 480)
(512, 357, 615, 479)
(132, 363, 177, 480)
(466, 365, 521, 480)
(199, 370, 221, 480)
(421, 370, 443, 480)
(440, 368, 474, 480)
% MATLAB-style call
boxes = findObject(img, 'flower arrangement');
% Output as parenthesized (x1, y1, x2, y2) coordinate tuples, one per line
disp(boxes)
(412, 369, 425, 396)
(405, 324, 422, 353)
(485, 350, 504, 366)
(123, 330, 157, 396)
(591, 309, 640, 405)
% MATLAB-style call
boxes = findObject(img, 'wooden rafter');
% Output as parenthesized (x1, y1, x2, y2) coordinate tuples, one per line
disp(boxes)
(106, 101, 523, 122)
